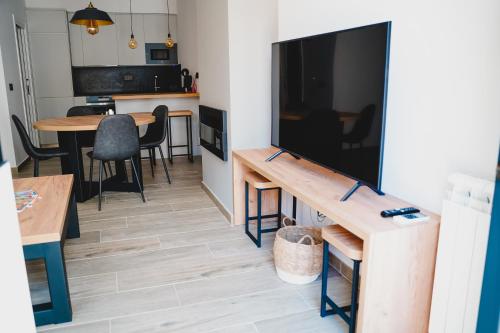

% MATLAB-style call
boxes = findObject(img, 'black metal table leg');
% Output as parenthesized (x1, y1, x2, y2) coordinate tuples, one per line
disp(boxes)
(65, 191, 80, 240)
(188, 115, 193, 162)
(57, 131, 85, 202)
(168, 115, 173, 163)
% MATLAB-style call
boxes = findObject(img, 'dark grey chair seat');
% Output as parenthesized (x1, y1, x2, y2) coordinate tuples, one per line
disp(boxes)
(11, 115, 68, 177)
(90, 114, 145, 210)
(139, 105, 171, 183)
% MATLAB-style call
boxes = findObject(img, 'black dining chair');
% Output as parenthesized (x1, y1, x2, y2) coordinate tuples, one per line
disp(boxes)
(342, 104, 376, 149)
(89, 114, 145, 211)
(139, 105, 171, 184)
(11, 115, 68, 177)
(66, 106, 114, 178)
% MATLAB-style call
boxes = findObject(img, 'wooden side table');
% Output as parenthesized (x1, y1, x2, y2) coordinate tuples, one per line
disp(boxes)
(167, 110, 194, 163)
(14, 175, 80, 326)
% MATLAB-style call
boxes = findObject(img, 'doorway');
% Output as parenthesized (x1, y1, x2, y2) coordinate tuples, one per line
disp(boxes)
(15, 24, 39, 147)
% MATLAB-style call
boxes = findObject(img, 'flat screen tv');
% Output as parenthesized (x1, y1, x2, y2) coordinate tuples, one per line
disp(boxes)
(271, 22, 391, 197)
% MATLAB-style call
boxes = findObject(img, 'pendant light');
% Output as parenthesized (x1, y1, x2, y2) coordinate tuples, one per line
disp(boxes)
(70, 2, 114, 35)
(165, 0, 175, 48)
(128, 0, 137, 49)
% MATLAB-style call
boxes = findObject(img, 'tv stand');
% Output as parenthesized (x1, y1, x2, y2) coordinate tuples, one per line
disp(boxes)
(265, 149, 300, 162)
(340, 181, 385, 202)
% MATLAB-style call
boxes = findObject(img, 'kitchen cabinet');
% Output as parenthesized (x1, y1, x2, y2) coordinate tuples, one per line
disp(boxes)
(143, 14, 177, 44)
(81, 14, 119, 66)
(68, 18, 84, 66)
(116, 14, 146, 65)
(29, 33, 73, 98)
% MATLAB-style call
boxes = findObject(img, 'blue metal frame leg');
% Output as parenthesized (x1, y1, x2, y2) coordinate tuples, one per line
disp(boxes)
(24, 242, 72, 326)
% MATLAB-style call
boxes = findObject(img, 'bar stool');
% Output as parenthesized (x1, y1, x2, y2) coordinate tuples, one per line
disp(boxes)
(320, 224, 363, 333)
(244, 172, 282, 248)
(167, 110, 193, 163)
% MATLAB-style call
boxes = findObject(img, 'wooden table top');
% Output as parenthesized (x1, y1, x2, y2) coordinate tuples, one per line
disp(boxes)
(169, 110, 193, 117)
(33, 113, 155, 132)
(14, 175, 74, 246)
(113, 92, 200, 100)
(233, 147, 440, 239)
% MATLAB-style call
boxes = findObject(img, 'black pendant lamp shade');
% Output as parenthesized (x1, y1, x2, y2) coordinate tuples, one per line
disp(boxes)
(70, 2, 114, 35)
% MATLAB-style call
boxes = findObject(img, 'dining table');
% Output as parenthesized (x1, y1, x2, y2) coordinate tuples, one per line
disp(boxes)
(33, 112, 155, 202)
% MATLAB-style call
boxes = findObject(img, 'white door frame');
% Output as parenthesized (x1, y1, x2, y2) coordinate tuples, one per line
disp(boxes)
(13, 17, 39, 147)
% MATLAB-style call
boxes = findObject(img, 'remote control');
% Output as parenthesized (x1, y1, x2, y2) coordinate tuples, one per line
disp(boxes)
(380, 207, 420, 218)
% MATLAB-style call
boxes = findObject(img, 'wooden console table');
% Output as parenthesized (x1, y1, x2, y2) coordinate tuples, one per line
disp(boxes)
(232, 147, 440, 333)
(15, 175, 80, 326)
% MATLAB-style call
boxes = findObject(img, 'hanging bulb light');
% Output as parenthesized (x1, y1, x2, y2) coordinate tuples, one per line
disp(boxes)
(166, 33, 174, 48)
(165, 0, 175, 48)
(128, 0, 137, 49)
(129, 33, 137, 49)
(70, 2, 113, 36)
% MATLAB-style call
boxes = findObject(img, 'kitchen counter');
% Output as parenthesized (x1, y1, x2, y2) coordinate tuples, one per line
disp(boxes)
(112, 92, 200, 100)
(114, 92, 201, 157)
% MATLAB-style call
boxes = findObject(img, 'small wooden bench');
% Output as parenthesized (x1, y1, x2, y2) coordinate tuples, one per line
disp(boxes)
(321, 224, 363, 333)
(14, 175, 80, 326)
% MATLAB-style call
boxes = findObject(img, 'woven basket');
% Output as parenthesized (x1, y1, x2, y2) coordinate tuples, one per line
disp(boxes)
(273, 218, 323, 284)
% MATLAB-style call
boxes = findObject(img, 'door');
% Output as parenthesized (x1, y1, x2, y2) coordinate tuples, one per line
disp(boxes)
(15, 24, 39, 147)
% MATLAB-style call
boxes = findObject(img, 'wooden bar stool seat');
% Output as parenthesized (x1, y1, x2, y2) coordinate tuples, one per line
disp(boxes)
(320, 224, 363, 333)
(244, 172, 282, 248)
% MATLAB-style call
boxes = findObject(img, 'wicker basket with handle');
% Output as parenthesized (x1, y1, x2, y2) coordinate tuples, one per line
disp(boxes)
(273, 217, 323, 284)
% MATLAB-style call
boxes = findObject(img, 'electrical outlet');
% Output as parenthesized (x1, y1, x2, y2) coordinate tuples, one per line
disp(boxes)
(317, 211, 326, 222)
(8, 83, 13, 91)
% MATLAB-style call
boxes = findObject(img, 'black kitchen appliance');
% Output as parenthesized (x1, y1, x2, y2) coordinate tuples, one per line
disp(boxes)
(85, 96, 115, 114)
(145, 43, 178, 64)
(199, 105, 227, 161)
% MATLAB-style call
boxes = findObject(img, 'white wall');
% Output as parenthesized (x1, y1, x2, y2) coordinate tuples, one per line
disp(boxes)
(228, 0, 278, 150)
(278, 0, 500, 213)
(0, 0, 29, 167)
(177, 0, 198, 75)
(195, 0, 233, 212)
(25, 0, 178, 14)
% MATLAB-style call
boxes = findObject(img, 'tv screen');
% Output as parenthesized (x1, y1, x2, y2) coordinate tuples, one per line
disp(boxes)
(271, 22, 391, 190)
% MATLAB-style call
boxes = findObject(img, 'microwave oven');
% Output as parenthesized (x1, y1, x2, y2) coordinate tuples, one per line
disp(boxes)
(145, 43, 178, 65)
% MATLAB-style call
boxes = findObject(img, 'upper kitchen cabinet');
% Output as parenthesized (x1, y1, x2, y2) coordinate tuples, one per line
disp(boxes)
(81, 14, 119, 66)
(27, 9, 73, 98)
(67, 14, 84, 67)
(116, 14, 146, 65)
(144, 14, 177, 43)
(27, 9, 68, 33)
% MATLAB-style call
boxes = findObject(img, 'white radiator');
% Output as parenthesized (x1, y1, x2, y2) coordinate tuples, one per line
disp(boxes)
(429, 174, 494, 333)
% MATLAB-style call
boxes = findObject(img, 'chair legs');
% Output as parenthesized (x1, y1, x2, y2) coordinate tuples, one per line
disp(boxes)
(89, 157, 94, 196)
(33, 159, 40, 177)
(148, 149, 155, 178)
(130, 158, 146, 203)
(157, 146, 171, 184)
(98, 161, 103, 211)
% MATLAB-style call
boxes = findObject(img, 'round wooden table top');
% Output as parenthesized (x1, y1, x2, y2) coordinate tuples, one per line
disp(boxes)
(33, 112, 155, 132)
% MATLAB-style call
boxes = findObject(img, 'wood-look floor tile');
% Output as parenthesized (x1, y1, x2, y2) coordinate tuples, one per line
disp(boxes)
(64, 237, 160, 261)
(254, 309, 348, 333)
(159, 226, 242, 249)
(174, 268, 286, 306)
(65, 231, 101, 246)
(208, 235, 275, 258)
(117, 251, 274, 291)
(71, 284, 178, 323)
(207, 324, 258, 333)
(79, 217, 127, 233)
(295, 275, 352, 309)
(67, 244, 211, 278)
(110, 289, 309, 333)
(37, 320, 109, 333)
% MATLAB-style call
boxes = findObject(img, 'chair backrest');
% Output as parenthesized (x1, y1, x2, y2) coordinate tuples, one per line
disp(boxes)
(142, 105, 169, 145)
(11, 114, 38, 158)
(67, 106, 96, 117)
(346, 104, 376, 142)
(92, 115, 139, 161)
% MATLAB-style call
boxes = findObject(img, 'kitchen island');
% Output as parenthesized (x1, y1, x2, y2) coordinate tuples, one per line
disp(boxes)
(113, 92, 201, 157)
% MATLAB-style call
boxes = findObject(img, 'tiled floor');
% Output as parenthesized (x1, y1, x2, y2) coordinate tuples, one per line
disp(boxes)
(15, 156, 350, 332)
